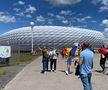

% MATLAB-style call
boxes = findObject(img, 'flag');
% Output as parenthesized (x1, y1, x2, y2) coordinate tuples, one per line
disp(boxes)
(70, 46, 80, 57)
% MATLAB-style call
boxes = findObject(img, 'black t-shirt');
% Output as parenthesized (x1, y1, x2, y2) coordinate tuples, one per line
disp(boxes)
(42, 50, 48, 59)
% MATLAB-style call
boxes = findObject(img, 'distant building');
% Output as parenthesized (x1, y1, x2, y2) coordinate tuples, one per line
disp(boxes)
(103, 30, 108, 47)
(0, 26, 106, 51)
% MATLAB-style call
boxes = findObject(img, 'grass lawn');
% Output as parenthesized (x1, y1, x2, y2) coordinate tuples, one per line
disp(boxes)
(0, 71, 7, 77)
(0, 51, 41, 78)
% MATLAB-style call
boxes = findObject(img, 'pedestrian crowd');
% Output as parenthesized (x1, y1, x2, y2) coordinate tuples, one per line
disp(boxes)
(39, 47, 58, 74)
(39, 42, 108, 90)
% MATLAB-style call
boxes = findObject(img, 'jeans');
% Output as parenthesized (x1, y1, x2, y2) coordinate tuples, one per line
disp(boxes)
(42, 58, 48, 72)
(80, 73, 92, 90)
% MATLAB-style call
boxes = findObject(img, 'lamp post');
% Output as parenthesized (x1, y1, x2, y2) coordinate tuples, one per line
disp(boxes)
(30, 22, 35, 53)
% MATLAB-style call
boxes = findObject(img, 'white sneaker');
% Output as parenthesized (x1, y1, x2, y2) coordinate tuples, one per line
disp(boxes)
(54, 70, 56, 72)
(65, 71, 69, 75)
(44, 71, 47, 74)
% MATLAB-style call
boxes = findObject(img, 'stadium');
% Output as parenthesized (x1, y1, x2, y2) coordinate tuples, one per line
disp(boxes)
(0, 26, 106, 51)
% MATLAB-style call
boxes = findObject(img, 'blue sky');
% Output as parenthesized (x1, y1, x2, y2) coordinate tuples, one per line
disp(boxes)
(0, 0, 108, 34)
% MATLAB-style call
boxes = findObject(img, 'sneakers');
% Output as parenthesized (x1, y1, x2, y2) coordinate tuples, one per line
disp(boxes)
(41, 71, 46, 74)
(53, 70, 56, 72)
(50, 70, 56, 72)
(65, 70, 69, 75)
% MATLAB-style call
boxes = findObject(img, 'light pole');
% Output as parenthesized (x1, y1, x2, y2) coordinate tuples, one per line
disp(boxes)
(30, 21, 35, 53)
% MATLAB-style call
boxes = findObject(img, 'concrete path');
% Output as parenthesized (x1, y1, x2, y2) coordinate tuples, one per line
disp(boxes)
(2, 54, 108, 90)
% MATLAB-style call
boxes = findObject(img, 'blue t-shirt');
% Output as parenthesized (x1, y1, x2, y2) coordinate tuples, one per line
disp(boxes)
(79, 49, 94, 75)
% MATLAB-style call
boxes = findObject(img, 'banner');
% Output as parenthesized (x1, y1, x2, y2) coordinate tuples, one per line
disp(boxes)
(0, 46, 11, 58)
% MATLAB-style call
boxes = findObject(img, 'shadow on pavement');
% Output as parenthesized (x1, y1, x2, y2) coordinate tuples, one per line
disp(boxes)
(94, 70, 103, 73)
(59, 70, 73, 74)
(59, 70, 66, 73)
(105, 73, 108, 75)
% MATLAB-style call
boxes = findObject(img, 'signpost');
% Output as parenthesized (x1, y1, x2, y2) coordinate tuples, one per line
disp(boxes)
(0, 46, 11, 64)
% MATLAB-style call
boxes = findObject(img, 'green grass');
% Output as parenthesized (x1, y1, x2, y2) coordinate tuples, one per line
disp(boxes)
(10, 53, 40, 64)
(0, 71, 7, 77)
(0, 51, 42, 78)
(0, 51, 42, 66)
(0, 64, 10, 67)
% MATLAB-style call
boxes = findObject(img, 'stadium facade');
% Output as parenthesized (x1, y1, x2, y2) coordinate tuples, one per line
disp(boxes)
(103, 30, 108, 45)
(0, 26, 106, 51)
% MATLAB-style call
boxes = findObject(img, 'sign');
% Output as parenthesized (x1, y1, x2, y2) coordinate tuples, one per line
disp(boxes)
(0, 46, 11, 58)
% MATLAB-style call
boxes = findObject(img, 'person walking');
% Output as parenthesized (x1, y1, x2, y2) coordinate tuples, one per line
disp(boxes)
(99, 45, 107, 73)
(76, 42, 94, 90)
(65, 54, 72, 75)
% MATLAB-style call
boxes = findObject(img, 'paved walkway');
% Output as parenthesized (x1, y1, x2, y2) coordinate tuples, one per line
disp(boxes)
(2, 54, 108, 90)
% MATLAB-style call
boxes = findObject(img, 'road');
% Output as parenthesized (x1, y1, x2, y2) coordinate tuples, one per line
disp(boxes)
(2, 54, 108, 90)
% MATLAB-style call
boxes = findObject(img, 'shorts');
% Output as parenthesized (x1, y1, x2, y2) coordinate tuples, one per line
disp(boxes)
(67, 59, 72, 65)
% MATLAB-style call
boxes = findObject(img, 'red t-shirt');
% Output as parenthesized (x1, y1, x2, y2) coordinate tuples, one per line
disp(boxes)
(100, 48, 107, 54)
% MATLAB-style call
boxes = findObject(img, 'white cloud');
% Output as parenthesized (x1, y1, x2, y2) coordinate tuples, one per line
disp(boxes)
(0, 12, 4, 15)
(26, 5, 36, 13)
(92, 0, 108, 12)
(69, 18, 76, 23)
(48, 19, 53, 24)
(103, 27, 108, 44)
(0, 14, 16, 23)
(36, 16, 45, 22)
(26, 14, 32, 18)
(16, 12, 24, 16)
(13, 0, 25, 5)
(16, 11, 32, 18)
(82, 16, 92, 19)
(76, 18, 83, 22)
(67, 16, 92, 23)
(91, 0, 108, 5)
(102, 0, 108, 6)
(46, 0, 81, 5)
(103, 28, 108, 43)
(62, 20, 68, 24)
(59, 10, 71, 15)
(102, 19, 108, 26)
(48, 13, 54, 17)
(56, 15, 65, 20)
(99, 6, 108, 12)
(18, 1, 25, 5)
(13, 8, 20, 12)
(91, 0, 101, 4)
(76, 16, 92, 22)
(104, 28, 108, 32)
